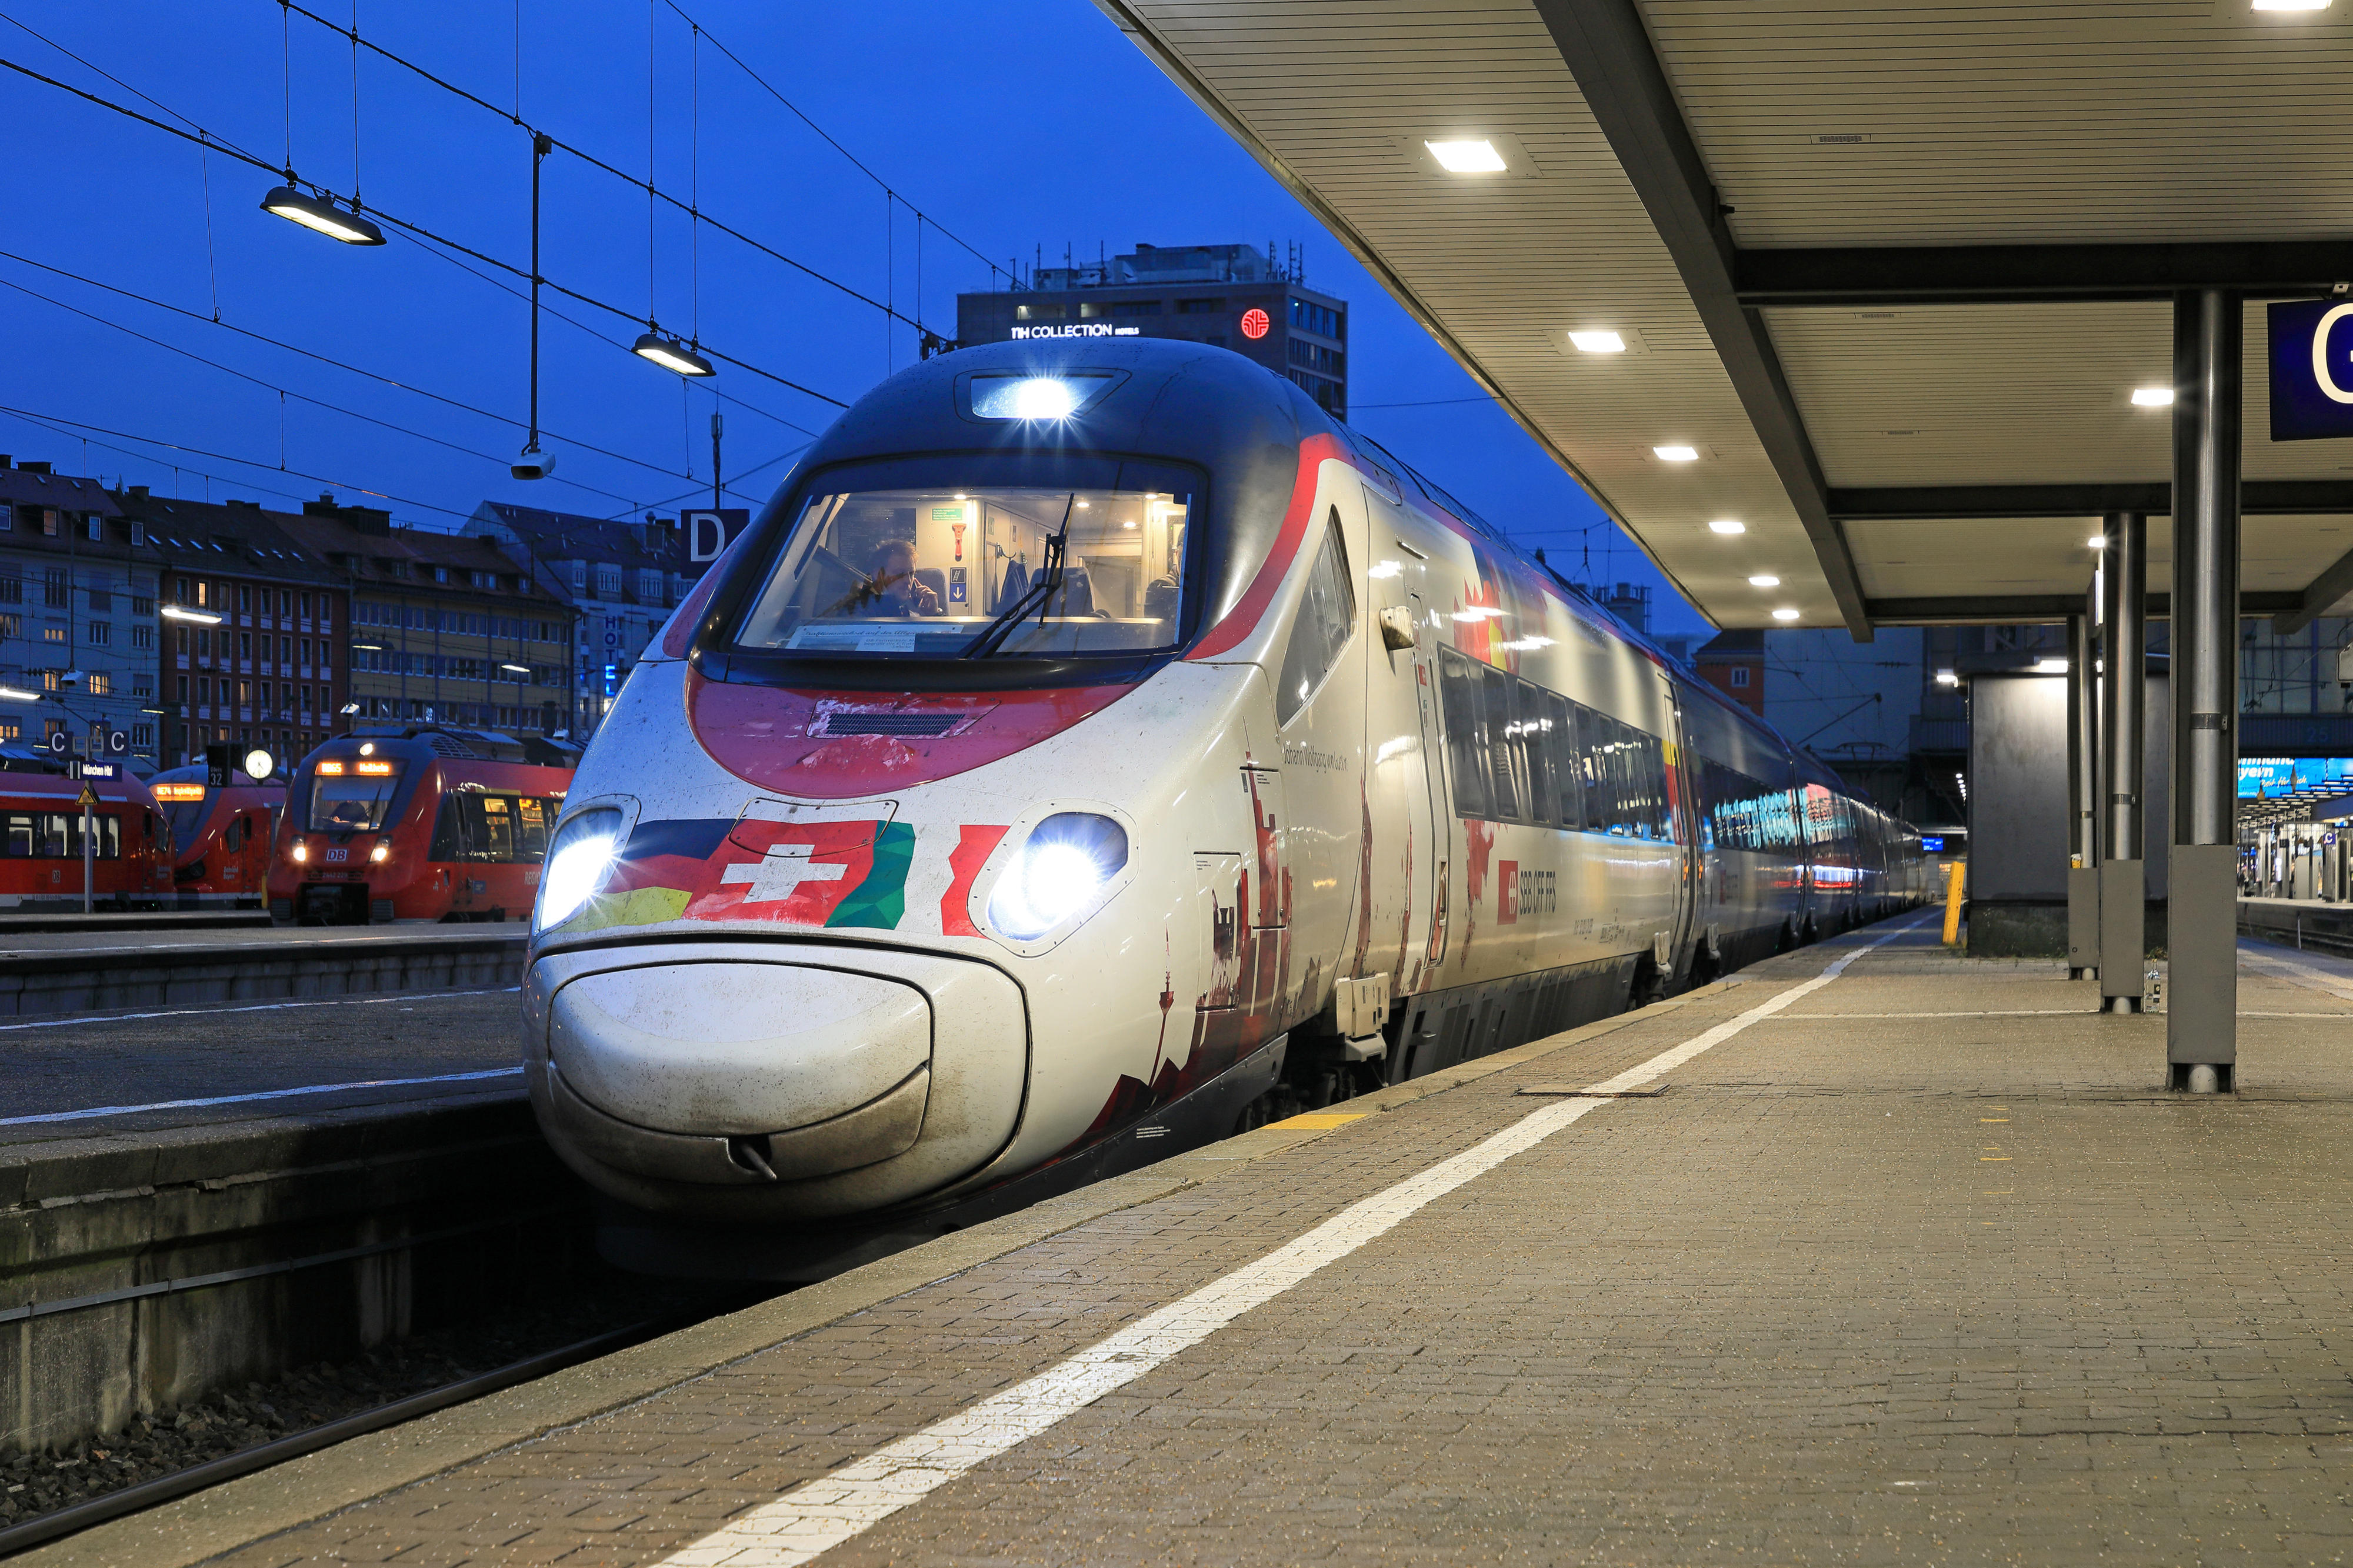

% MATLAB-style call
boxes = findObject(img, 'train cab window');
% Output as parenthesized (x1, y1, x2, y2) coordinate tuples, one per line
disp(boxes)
(730, 458, 1199, 661)
(308, 760, 404, 832)
(475, 796, 516, 861)
(1275, 511, 1356, 726)
(224, 815, 244, 853)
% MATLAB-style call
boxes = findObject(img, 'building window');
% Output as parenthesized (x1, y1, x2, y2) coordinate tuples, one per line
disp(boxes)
(86, 672, 109, 696)
(132, 673, 150, 697)
(238, 584, 251, 613)
(41, 571, 66, 609)
(1014, 303, 1066, 321)
(132, 723, 152, 748)
(131, 595, 153, 616)
(85, 622, 110, 645)
(1729, 666, 1751, 689)
(472, 570, 498, 589)
(86, 516, 101, 542)
(0, 505, 11, 532)
(638, 569, 663, 605)
(128, 521, 144, 547)
(1112, 299, 1162, 317)
(1288, 299, 1344, 340)
(40, 511, 57, 538)
(596, 565, 621, 598)
(1175, 296, 1227, 314)
(0, 578, 19, 606)
(41, 626, 64, 643)
(434, 566, 450, 584)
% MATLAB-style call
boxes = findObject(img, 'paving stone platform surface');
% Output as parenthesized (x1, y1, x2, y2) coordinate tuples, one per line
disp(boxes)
(96, 923, 2353, 1566)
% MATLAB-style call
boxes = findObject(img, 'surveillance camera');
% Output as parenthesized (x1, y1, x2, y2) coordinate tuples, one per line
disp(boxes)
(511, 443, 557, 481)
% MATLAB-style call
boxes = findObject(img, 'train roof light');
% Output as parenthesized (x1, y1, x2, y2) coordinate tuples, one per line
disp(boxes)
(631, 331, 716, 378)
(972, 376, 1081, 421)
(260, 186, 386, 245)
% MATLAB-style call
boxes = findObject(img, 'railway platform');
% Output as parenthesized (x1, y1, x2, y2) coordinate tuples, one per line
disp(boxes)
(32, 913, 2353, 1567)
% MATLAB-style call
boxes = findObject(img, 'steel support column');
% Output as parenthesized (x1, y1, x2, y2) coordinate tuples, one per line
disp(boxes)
(2169, 289, 2242, 1091)
(2098, 511, 2147, 1011)
(2066, 609, 2099, 979)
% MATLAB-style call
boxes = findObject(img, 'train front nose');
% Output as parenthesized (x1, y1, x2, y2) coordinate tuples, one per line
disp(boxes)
(524, 942, 1028, 1218)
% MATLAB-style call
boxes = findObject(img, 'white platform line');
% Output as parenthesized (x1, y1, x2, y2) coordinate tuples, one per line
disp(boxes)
(656, 919, 1922, 1568)
(2239, 947, 2353, 1004)
(0, 986, 517, 1034)
(0, 1067, 522, 1126)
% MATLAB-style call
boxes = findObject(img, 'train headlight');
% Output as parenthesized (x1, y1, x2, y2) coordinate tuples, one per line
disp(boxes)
(369, 843, 389, 863)
(987, 812, 1128, 941)
(291, 840, 309, 863)
(536, 808, 625, 933)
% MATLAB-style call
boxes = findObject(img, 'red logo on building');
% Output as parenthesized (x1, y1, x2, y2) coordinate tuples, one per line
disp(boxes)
(1239, 307, 1271, 340)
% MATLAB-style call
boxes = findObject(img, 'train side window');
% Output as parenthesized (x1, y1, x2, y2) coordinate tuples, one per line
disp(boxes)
(1437, 649, 1490, 820)
(36, 813, 67, 858)
(475, 795, 517, 862)
(1481, 666, 1528, 821)
(1, 814, 27, 857)
(224, 815, 244, 853)
(1521, 685, 1560, 828)
(1274, 510, 1356, 727)
(516, 797, 549, 862)
(1547, 694, 1584, 830)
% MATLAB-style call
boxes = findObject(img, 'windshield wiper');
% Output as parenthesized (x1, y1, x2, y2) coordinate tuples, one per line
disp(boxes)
(962, 495, 1074, 659)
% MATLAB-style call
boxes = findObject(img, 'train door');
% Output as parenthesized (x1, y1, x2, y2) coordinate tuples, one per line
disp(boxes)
(1361, 484, 1448, 999)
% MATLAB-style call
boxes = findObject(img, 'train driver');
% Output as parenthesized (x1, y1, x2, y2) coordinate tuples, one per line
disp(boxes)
(857, 538, 943, 618)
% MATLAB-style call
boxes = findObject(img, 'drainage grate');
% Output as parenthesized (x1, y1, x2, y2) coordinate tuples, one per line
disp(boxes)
(821, 713, 963, 737)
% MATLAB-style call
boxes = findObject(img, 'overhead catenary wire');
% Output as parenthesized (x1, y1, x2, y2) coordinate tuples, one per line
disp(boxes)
(0, 247, 799, 482)
(274, 0, 948, 337)
(0, 273, 663, 510)
(0, 402, 477, 522)
(0, 55, 850, 411)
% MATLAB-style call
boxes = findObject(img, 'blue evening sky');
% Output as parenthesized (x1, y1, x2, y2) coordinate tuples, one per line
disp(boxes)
(1, 1, 1708, 636)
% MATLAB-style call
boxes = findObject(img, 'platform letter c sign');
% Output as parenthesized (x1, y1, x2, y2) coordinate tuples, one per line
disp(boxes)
(2268, 299, 2353, 441)
(2316, 304, 2353, 405)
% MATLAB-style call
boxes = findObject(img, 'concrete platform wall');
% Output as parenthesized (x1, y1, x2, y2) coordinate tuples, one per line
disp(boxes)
(0, 1098, 590, 1455)
(0, 934, 524, 1017)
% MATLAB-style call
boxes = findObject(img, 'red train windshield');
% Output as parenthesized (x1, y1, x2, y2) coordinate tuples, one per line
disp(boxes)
(732, 462, 1195, 660)
(152, 782, 212, 856)
(309, 759, 404, 831)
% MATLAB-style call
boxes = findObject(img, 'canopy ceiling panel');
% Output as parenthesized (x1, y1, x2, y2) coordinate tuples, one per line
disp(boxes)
(1098, 0, 2353, 637)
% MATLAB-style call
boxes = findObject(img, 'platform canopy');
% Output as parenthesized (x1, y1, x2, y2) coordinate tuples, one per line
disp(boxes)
(1094, 0, 2353, 639)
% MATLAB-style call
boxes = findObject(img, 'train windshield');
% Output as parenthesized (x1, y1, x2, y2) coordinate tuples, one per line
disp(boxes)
(151, 783, 211, 855)
(732, 465, 1195, 659)
(308, 762, 404, 832)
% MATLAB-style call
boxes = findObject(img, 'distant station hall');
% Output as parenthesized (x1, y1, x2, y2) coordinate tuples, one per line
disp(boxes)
(9, 0, 2353, 1563)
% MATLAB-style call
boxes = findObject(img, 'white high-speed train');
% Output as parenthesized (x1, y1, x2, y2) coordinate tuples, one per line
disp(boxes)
(523, 338, 1930, 1268)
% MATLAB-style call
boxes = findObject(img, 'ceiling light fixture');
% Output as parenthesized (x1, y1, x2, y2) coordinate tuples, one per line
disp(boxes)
(2034, 657, 2069, 673)
(159, 605, 225, 624)
(632, 330, 716, 377)
(1772, 607, 1801, 621)
(1708, 519, 1746, 535)
(1567, 330, 1626, 353)
(1935, 669, 1960, 688)
(1425, 138, 1508, 173)
(259, 185, 386, 245)
(2088, 535, 2107, 549)
(2253, 0, 2329, 12)
(1748, 574, 1781, 587)
(2131, 386, 2175, 406)
(1654, 445, 1700, 462)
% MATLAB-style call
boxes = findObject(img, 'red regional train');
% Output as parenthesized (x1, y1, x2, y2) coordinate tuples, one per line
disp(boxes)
(0, 765, 174, 910)
(268, 730, 572, 924)
(518, 336, 1931, 1273)
(149, 766, 286, 907)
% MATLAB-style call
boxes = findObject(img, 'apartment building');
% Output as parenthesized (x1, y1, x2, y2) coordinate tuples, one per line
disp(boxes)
(0, 459, 167, 763)
(274, 497, 575, 734)
(464, 502, 696, 737)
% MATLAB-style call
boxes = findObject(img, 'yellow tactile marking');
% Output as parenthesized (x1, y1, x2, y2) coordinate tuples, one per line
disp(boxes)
(1265, 1111, 1369, 1131)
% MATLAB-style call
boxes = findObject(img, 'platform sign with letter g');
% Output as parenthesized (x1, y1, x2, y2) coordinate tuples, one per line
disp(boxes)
(2268, 298, 2353, 441)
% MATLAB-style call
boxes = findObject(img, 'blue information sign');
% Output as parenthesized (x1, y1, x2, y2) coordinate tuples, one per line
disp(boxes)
(2267, 298, 2353, 442)
(1919, 835, 1945, 853)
